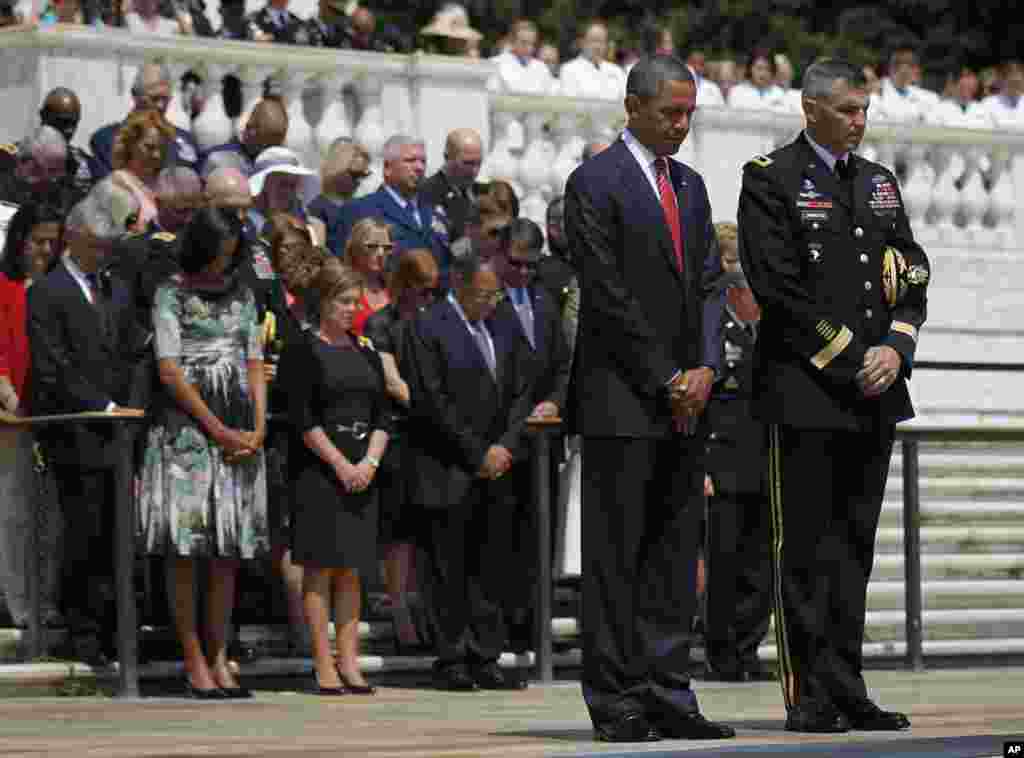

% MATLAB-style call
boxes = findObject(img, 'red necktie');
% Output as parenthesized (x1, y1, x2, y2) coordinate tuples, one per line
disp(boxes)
(655, 157, 684, 273)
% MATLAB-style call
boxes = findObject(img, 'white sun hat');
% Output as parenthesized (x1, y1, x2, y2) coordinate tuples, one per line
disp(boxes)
(249, 146, 320, 204)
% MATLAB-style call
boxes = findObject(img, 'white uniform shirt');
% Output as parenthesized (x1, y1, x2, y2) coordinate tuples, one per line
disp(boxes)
(726, 81, 788, 111)
(489, 51, 557, 95)
(874, 78, 926, 123)
(925, 98, 993, 130)
(559, 55, 626, 100)
(981, 94, 1024, 130)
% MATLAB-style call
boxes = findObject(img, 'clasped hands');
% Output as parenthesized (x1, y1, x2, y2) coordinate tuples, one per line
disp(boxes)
(333, 457, 377, 494)
(216, 426, 265, 466)
(478, 444, 512, 481)
(856, 346, 901, 398)
(667, 367, 714, 434)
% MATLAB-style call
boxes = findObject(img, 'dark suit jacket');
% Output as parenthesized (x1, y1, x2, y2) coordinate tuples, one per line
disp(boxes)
(27, 260, 142, 467)
(737, 134, 929, 430)
(401, 298, 532, 509)
(248, 5, 306, 44)
(564, 137, 721, 439)
(336, 186, 451, 274)
(308, 194, 347, 257)
(418, 171, 484, 245)
(89, 120, 201, 180)
(492, 285, 571, 415)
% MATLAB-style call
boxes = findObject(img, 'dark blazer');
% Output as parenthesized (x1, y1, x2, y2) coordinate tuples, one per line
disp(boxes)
(491, 284, 571, 414)
(564, 137, 721, 439)
(738, 133, 930, 431)
(89, 120, 201, 179)
(418, 171, 484, 245)
(307, 194, 347, 257)
(400, 298, 532, 509)
(27, 260, 142, 467)
(336, 186, 450, 273)
(248, 5, 306, 44)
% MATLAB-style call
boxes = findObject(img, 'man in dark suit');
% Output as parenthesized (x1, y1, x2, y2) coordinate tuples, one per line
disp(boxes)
(336, 134, 450, 275)
(28, 186, 146, 663)
(703, 223, 772, 684)
(738, 59, 929, 734)
(564, 55, 733, 743)
(402, 251, 533, 692)
(489, 217, 571, 649)
(89, 62, 201, 179)
(418, 128, 484, 248)
(248, 0, 304, 43)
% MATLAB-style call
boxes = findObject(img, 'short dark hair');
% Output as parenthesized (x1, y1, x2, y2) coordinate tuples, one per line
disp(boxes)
(507, 218, 544, 253)
(626, 54, 695, 100)
(451, 248, 493, 287)
(179, 206, 244, 274)
(802, 59, 867, 100)
(0, 202, 64, 281)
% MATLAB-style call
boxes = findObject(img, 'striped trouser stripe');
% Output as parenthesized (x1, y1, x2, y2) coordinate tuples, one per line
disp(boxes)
(768, 424, 797, 709)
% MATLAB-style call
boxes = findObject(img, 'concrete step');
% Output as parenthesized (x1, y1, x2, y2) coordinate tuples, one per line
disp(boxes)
(888, 452, 1024, 477)
(878, 500, 1024, 525)
(874, 525, 1024, 550)
(865, 579, 1024, 611)
(885, 477, 1024, 499)
(871, 552, 1024, 580)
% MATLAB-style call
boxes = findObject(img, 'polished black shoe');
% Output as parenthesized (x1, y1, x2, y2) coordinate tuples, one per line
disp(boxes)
(184, 676, 228, 700)
(220, 683, 254, 699)
(337, 668, 377, 695)
(652, 711, 736, 739)
(432, 664, 478, 692)
(471, 662, 527, 690)
(594, 712, 662, 743)
(842, 700, 910, 731)
(704, 662, 747, 682)
(785, 702, 851, 733)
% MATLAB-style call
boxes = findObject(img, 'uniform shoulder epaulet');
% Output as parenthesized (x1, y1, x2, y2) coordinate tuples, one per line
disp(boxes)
(358, 335, 375, 351)
(0, 143, 16, 157)
(747, 154, 773, 169)
(151, 232, 177, 243)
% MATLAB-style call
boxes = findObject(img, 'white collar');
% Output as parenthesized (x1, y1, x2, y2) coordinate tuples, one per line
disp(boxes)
(384, 183, 415, 211)
(62, 252, 96, 303)
(803, 130, 849, 174)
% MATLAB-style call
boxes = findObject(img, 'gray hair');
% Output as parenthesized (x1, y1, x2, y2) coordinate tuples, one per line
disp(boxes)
(382, 134, 424, 161)
(154, 165, 201, 196)
(802, 59, 866, 100)
(626, 54, 694, 100)
(19, 125, 67, 161)
(131, 62, 173, 97)
(67, 177, 140, 239)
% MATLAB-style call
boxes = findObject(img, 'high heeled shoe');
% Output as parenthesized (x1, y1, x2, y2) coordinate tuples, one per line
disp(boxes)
(313, 669, 347, 696)
(219, 681, 253, 699)
(336, 666, 376, 695)
(183, 675, 228, 700)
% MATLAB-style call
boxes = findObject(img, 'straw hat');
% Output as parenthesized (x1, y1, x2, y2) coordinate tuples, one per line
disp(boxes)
(420, 6, 483, 42)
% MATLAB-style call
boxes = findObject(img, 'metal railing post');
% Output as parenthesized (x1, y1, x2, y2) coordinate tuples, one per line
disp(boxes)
(114, 423, 140, 696)
(901, 436, 924, 672)
(530, 419, 556, 683)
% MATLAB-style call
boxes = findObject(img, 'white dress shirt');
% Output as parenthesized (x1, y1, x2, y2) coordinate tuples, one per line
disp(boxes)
(726, 81, 788, 111)
(621, 128, 677, 203)
(926, 98, 993, 129)
(489, 51, 556, 95)
(447, 291, 496, 372)
(62, 252, 98, 305)
(559, 55, 626, 100)
(981, 94, 1024, 130)
(874, 78, 926, 123)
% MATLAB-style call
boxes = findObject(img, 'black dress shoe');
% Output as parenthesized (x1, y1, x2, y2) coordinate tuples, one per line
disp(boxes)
(184, 676, 228, 700)
(704, 662, 747, 682)
(594, 713, 661, 743)
(785, 702, 851, 733)
(842, 700, 910, 731)
(432, 664, 478, 692)
(471, 662, 528, 690)
(220, 684, 253, 699)
(337, 668, 377, 695)
(652, 711, 736, 739)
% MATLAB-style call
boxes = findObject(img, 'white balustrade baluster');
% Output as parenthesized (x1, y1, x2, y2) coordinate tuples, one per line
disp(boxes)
(929, 146, 961, 246)
(549, 132, 582, 196)
(481, 110, 523, 186)
(235, 64, 277, 135)
(518, 112, 555, 218)
(353, 74, 396, 180)
(901, 149, 936, 242)
(191, 63, 236, 153)
(271, 69, 316, 169)
(960, 149, 991, 247)
(311, 71, 353, 162)
(164, 62, 193, 134)
(988, 148, 1017, 249)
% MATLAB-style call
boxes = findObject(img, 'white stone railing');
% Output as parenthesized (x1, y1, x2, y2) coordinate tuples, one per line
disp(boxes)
(0, 24, 493, 176)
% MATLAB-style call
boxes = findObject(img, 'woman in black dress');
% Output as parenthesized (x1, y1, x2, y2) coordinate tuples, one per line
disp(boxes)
(284, 260, 390, 695)
(363, 248, 440, 652)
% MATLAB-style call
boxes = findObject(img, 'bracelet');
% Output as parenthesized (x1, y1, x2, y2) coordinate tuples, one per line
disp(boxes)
(364, 455, 381, 469)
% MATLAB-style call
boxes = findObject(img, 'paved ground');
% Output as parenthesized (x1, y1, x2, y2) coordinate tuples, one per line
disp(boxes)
(0, 668, 1021, 757)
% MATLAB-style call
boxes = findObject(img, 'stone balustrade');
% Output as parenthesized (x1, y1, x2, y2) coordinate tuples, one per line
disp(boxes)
(3, 25, 1024, 421)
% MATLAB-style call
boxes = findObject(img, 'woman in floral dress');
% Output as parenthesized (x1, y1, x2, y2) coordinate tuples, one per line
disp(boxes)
(138, 206, 268, 698)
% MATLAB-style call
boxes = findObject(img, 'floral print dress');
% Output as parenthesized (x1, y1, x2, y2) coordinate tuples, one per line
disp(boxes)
(137, 276, 269, 558)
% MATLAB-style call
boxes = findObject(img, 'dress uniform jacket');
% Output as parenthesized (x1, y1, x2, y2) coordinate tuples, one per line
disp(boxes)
(738, 132, 929, 432)
(417, 171, 484, 248)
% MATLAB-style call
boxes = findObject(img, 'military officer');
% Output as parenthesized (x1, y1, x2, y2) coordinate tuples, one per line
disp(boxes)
(703, 222, 772, 683)
(738, 59, 929, 734)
